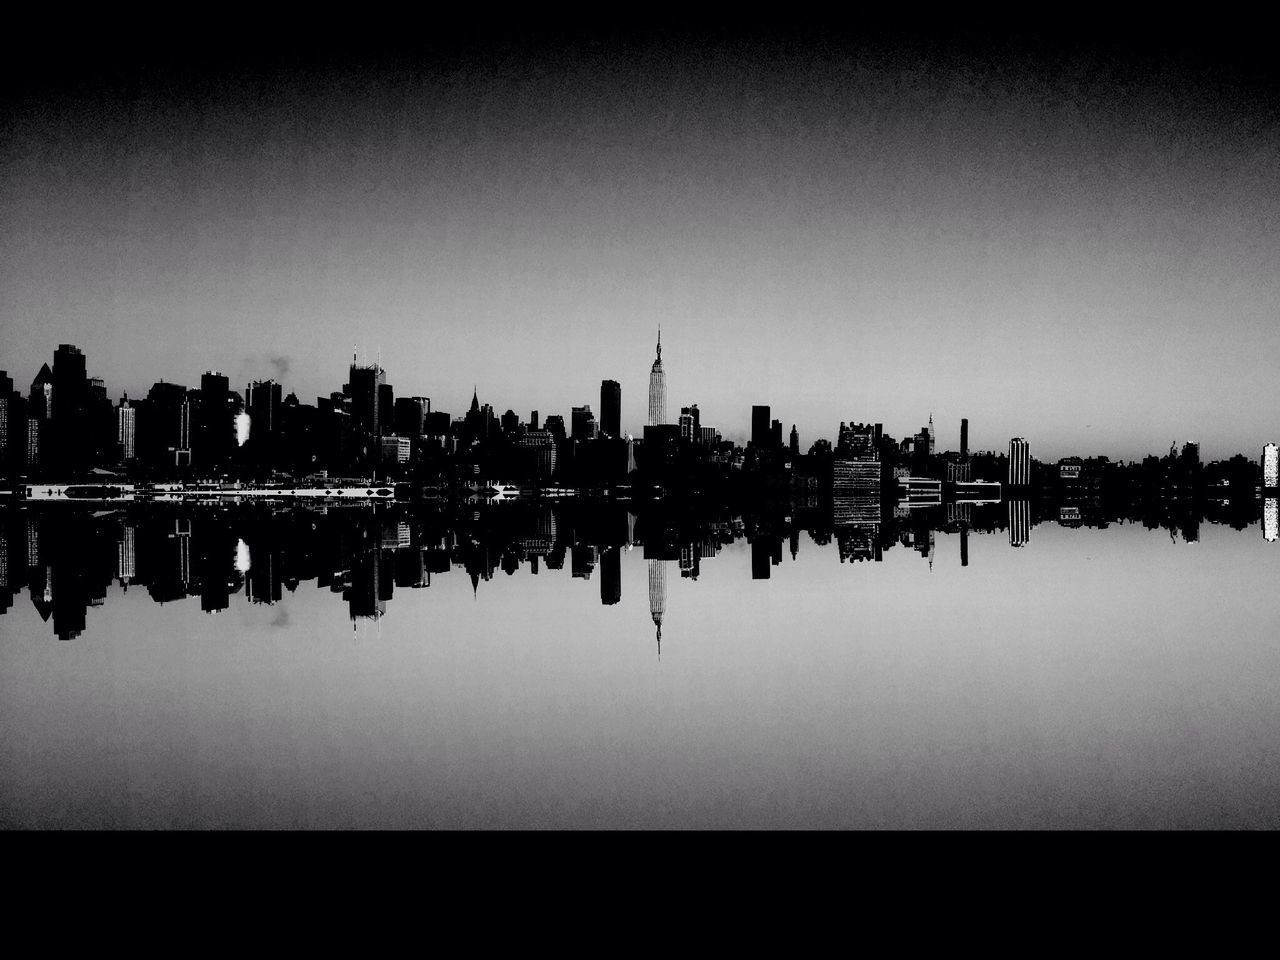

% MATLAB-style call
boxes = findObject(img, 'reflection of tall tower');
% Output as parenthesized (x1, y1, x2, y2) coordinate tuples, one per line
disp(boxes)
(1264, 499, 1278, 543)
(648, 559, 666, 657)
(648, 330, 666, 426)
(600, 547, 621, 605)
(1008, 499, 1030, 547)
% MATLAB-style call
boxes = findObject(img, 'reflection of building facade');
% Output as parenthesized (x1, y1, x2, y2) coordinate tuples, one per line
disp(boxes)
(1264, 499, 1278, 543)
(648, 559, 665, 655)
(1008, 499, 1030, 547)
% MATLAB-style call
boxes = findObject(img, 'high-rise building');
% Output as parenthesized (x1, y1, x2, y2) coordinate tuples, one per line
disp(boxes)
(648, 559, 666, 658)
(1009, 438, 1031, 487)
(1265, 498, 1278, 543)
(116, 395, 136, 462)
(751, 405, 771, 448)
(961, 418, 969, 458)
(771, 419, 783, 450)
(678, 404, 700, 443)
(571, 405, 597, 440)
(246, 379, 282, 439)
(600, 380, 621, 438)
(529, 411, 539, 432)
(29, 364, 53, 421)
(346, 359, 386, 437)
(789, 425, 799, 457)
(1264, 443, 1279, 488)
(197, 372, 232, 468)
(394, 397, 428, 438)
(647, 330, 666, 426)
(146, 381, 192, 468)
(0, 371, 11, 466)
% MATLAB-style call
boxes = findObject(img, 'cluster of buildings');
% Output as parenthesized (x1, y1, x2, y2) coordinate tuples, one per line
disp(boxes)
(2, 339, 1277, 500)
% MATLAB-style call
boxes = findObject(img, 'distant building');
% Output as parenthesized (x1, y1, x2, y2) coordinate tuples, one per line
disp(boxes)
(116, 395, 136, 462)
(394, 397, 429, 438)
(789, 425, 799, 457)
(346, 359, 386, 436)
(600, 380, 621, 438)
(515, 431, 557, 479)
(246, 379, 282, 439)
(571, 405, 597, 440)
(1263, 443, 1277, 488)
(751, 405, 771, 448)
(380, 436, 410, 464)
(648, 330, 666, 426)
(678, 404, 701, 443)
(1009, 438, 1030, 487)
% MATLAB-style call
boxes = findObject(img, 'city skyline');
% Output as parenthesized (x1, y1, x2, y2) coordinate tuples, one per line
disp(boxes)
(4, 31, 1279, 462)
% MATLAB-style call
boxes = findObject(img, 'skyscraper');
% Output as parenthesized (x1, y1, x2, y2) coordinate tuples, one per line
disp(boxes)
(1009, 438, 1031, 487)
(346, 358, 386, 437)
(600, 380, 621, 438)
(961, 418, 969, 458)
(648, 330, 666, 426)
(116, 395, 136, 462)
(1264, 443, 1279, 488)
(571, 405, 597, 440)
(678, 404, 700, 443)
(648, 559, 666, 658)
(789, 425, 799, 457)
(751, 405, 771, 448)
(246, 379, 283, 439)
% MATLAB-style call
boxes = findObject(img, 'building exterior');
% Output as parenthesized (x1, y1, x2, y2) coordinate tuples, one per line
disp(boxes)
(346, 360, 386, 437)
(1009, 438, 1031, 487)
(600, 380, 621, 438)
(789, 425, 799, 457)
(394, 397, 429, 438)
(380, 436, 410, 464)
(116, 396, 136, 462)
(571, 405, 598, 440)
(1263, 443, 1278, 488)
(515, 431, 557, 479)
(648, 331, 666, 426)
(246, 379, 282, 439)
(678, 404, 700, 443)
(751, 405, 771, 448)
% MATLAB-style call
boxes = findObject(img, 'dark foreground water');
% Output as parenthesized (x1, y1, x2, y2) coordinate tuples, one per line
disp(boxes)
(2, 499, 1278, 828)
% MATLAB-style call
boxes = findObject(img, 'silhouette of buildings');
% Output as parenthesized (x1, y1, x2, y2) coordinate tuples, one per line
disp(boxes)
(751, 405, 771, 449)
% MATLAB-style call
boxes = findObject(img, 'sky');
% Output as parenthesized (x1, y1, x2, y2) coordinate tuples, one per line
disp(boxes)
(2, 25, 1278, 461)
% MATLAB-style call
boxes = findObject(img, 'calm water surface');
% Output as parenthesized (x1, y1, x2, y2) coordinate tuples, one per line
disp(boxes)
(2, 503, 1278, 828)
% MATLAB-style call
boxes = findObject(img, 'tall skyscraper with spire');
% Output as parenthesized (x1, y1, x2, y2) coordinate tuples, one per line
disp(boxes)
(648, 329, 666, 426)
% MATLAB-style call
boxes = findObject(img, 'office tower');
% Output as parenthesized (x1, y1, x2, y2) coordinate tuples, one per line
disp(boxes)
(771, 419, 783, 449)
(515, 431, 557, 478)
(346, 358, 386, 436)
(116, 524, 136, 585)
(789, 425, 799, 457)
(648, 330, 666, 426)
(147, 382, 192, 468)
(500, 408, 520, 435)
(572, 544, 598, 579)
(751, 539, 772, 579)
(544, 415, 566, 443)
(0, 371, 11, 467)
(648, 559, 666, 657)
(571, 405, 597, 440)
(961, 418, 969, 458)
(393, 397, 428, 438)
(380, 436, 411, 463)
(837, 422, 878, 458)
(29, 364, 53, 421)
(246, 380, 283, 439)
(1181, 441, 1201, 471)
(529, 411, 539, 431)
(751, 405, 771, 448)
(1008, 499, 1030, 547)
(378, 383, 395, 432)
(678, 404, 700, 443)
(600, 380, 621, 438)
(116, 395, 136, 462)
(699, 426, 719, 447)
(197, 372, 232, 468)
(1264, 443, 1279, 488)
(1009, 438, 1031, 486)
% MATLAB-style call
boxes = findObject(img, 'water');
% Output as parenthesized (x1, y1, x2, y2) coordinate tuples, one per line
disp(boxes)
(1, 500, 1277, 828)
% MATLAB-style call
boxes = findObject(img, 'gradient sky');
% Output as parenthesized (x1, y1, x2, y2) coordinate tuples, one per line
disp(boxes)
(2, 28, 1277, 460)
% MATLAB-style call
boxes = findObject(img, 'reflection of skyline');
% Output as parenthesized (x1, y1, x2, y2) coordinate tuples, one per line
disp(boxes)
(0, 488, 1273, 642)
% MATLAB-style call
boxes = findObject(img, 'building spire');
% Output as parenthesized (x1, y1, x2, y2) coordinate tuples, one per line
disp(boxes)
(656, 326, 661, 361)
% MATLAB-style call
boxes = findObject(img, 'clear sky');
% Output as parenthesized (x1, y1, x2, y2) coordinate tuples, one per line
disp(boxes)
(2, 26, 1277, 460)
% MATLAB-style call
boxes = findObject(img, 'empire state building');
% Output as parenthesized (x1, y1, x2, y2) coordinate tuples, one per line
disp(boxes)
(648, 329, 666, 426)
